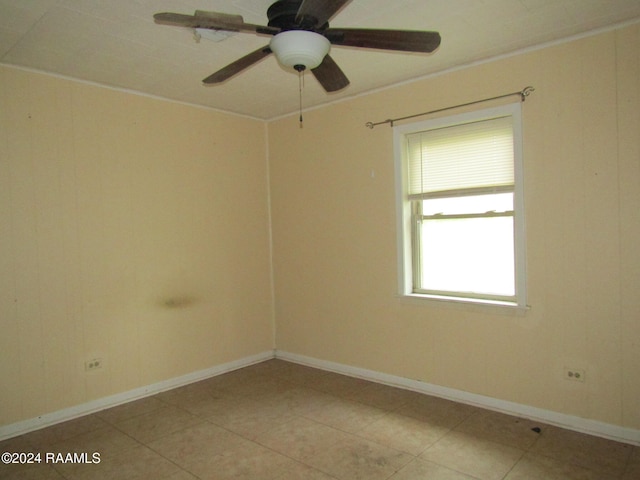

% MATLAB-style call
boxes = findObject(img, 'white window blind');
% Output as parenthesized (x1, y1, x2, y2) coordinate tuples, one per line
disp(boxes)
(406, 115, 514, 199)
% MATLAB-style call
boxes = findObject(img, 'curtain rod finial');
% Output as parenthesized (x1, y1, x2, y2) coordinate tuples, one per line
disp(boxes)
(521, 86, 535, 100)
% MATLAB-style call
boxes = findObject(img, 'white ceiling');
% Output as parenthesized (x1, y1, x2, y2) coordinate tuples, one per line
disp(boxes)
(1, 0, 639, 120)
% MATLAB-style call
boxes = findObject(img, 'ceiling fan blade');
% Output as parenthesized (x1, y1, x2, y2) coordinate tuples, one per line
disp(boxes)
(295, 0, 351, 27)
(324, 28, 441, 53)
(153, 12, 280, 35)
(194, 10, 244, 26)
(311, 54, 350, 92)
(203, 46, 272, 84)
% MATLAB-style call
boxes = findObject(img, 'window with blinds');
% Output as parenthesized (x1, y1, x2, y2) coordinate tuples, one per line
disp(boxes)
(394, 103, 526, 308)
(406, 116, 514, 199)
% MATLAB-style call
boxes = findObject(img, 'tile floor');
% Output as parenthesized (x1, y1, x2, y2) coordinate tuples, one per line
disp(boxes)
(1, 359, 638, 479)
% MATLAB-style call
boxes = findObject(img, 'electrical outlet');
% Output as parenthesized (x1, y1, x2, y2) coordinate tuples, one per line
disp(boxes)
(564, 367, 585, 382)
(85, 358, 103, 372)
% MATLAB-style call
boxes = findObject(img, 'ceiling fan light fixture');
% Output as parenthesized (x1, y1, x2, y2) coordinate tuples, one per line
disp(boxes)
(269, 30, 330, 70)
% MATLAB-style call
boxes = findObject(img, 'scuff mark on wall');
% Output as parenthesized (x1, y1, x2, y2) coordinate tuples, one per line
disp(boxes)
(160, 296, 198, 309)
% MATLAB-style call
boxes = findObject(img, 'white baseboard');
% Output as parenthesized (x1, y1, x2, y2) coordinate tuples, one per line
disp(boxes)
(275, 350, 640, 447)
(0, 350, 275, 442)
(4, 349, 638, 447)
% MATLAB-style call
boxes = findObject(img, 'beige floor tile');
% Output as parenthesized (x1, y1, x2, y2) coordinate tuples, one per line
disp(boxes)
(623, 446, 640, 479)
(114, 405, 204, 443)
(21, 415, 110, 450)
(245, 377, 298, 399)
(529, 425, 632, 477)
(0, 433, 33, 453)
(200, 367, 293, 399)
(147, 421, 247, 467)
(273, 362, 333, 387)
(47, 424, 139, 458)
(53, 444, 181, 480)
(214, 364, 271, 383)
(345, 382, 415, 411)
(264, 385, 337, 416)
(303, 397, 388, 433)
(454, 410, 543, 450)
(358, 411, 450, 455)
(504, 452, 620, 479)
(164, 471, 199, 480)
(169, 390, 241, 418)
(256, 416, 352, 461)
(0, 438, 66, 479)
(421, 430, 524, 480)
(181, 439, 299, 480)
(305, 433, 413, 480)
(310, 372, 375, 399)
(0, 433, 37, 478)
(96, 396, 166, 424)
(1, 463, 66, 479)
(390, 458, 479, 480)
(225, 368, 266, 384)
(396, 394, 481, 429)
(244, 358, 291, 376)
(4, 360, 637, 480)
(204, 396, 298, 439)
(155, 381, 224, 407)
(272, 462, 339, 480)
(0, 436, 50, 478)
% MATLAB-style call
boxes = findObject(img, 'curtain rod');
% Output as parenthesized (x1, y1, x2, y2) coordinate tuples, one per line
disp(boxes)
(365, 86, 535, 129)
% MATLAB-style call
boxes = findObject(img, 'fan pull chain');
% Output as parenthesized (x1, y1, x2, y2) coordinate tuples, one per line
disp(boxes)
(298, 68, 304, 128)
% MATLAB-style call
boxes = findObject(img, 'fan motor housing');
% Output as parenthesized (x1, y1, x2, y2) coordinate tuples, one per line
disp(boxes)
(267, 0, 327, 31)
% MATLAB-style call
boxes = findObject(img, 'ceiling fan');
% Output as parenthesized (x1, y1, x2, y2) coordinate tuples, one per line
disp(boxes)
(154, 0, 441, 93)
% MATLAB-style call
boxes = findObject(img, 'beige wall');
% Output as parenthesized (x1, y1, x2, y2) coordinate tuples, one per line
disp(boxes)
(0, 66, 274, 426)
(269, 24, 640, 429)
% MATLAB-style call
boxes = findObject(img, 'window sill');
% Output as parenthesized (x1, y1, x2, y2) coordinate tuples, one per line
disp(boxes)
(397, 293, 530, 316)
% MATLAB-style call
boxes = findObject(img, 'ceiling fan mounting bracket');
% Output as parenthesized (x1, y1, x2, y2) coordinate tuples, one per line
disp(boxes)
(267, 0, 325, 31)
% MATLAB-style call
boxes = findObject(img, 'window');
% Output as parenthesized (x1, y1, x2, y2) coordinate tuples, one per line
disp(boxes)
(394, 103, 526, 308)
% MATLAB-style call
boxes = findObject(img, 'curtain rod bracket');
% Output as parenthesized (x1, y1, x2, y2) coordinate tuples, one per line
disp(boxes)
(365, 86, 535, 129)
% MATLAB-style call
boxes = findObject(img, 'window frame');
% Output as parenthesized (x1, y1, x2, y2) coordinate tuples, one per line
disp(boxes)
(393, 102, 527, 309)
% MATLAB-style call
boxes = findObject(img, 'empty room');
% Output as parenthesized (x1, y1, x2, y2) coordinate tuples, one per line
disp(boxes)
(1, 1, 639, 479)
